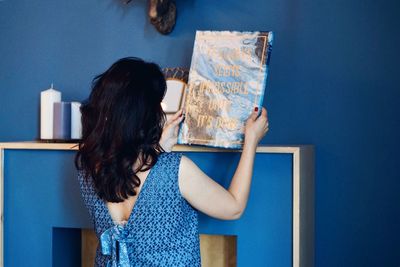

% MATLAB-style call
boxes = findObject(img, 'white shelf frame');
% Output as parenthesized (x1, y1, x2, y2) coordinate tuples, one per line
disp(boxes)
(0, 141, 314, 267)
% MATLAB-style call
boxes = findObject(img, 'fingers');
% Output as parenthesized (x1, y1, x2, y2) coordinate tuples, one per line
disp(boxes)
(250, 107, 259, 121)
(255, 107, 269, 133)
(172, 113, 185, 126)
(264, 122, 269, 132)
(170, 108, 184, 121)
(262, 108, 269, 130)
(166, 108, 185, 126)
(251, 107, 267, 120)
(261, 107, 267, 119)
(261, 107, 268, 124)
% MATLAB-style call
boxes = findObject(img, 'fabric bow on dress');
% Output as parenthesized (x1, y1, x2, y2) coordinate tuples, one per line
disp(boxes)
(100, 224, 134, 267)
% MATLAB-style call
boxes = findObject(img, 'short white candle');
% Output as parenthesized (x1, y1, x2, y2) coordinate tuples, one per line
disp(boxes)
(71, 102, 82, 139)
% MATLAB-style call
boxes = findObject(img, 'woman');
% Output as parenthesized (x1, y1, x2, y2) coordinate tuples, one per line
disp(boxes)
(75, 57, 269, 266)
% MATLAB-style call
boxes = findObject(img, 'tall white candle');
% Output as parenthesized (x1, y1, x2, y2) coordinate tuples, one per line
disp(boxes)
(71, 102, 82, 139)
(40, 84, 61, 139)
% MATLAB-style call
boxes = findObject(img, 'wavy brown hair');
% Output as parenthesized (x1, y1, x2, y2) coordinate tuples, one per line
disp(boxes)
(75, 57, 166, 203)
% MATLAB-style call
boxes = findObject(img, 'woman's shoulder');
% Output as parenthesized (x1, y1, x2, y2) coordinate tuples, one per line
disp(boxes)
(77, 168, 90, 180)
(160, 150, 183, 157)
(156, 152, 184, 180)
(159, 151, 184, 163)
(76, 168, 95, 193)
(76, 168, 86, 182)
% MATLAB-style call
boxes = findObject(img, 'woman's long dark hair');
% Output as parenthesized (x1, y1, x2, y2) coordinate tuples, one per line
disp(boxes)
(75, 57, 166, 203)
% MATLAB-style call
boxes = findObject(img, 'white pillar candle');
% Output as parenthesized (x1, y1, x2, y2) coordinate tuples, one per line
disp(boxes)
(40, 84, 61, 139)
(71, 102, 82, 139)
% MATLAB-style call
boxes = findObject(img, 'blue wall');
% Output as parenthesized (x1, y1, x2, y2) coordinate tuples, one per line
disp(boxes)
(0, 0, 399, 266)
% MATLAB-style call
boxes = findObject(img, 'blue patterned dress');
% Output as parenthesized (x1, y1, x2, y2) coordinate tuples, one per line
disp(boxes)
(77, 152, 201, 267)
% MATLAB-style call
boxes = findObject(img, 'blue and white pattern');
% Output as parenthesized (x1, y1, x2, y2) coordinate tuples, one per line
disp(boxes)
(78, 152, 201, 267)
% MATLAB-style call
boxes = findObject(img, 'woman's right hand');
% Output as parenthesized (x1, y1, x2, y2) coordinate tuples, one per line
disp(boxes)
(244, 107, 269, 147)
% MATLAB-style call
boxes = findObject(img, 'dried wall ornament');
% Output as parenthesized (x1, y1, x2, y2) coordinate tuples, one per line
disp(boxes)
(125, 0, 177, 35)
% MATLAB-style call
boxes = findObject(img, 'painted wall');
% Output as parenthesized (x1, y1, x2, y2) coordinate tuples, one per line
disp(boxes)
(0, 0, 399, 266)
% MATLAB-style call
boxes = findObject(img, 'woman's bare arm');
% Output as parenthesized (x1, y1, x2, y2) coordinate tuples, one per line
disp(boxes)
(178, 107, 269, 220)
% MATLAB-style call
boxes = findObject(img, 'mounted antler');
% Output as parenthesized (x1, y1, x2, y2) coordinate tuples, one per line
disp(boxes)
(148, 0, 177, 35)
(123, 0, 177, 35)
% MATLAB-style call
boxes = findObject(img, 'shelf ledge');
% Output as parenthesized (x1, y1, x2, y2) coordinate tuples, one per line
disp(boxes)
(0, 141, 312, 154)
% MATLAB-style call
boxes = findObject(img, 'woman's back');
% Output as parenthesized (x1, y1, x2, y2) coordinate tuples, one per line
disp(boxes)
(78, 152, 200, 267)
(75, 57, 269, 266)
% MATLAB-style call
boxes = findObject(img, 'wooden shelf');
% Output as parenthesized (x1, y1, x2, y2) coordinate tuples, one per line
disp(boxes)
(0, 141, 79, 150)
(0, 141, 310, 154)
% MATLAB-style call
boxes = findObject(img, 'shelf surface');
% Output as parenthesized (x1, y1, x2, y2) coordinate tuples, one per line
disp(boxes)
(0, 141, 312, 153)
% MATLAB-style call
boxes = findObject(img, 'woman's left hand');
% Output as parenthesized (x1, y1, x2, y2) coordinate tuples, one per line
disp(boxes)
(159, 108, 185, 152)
